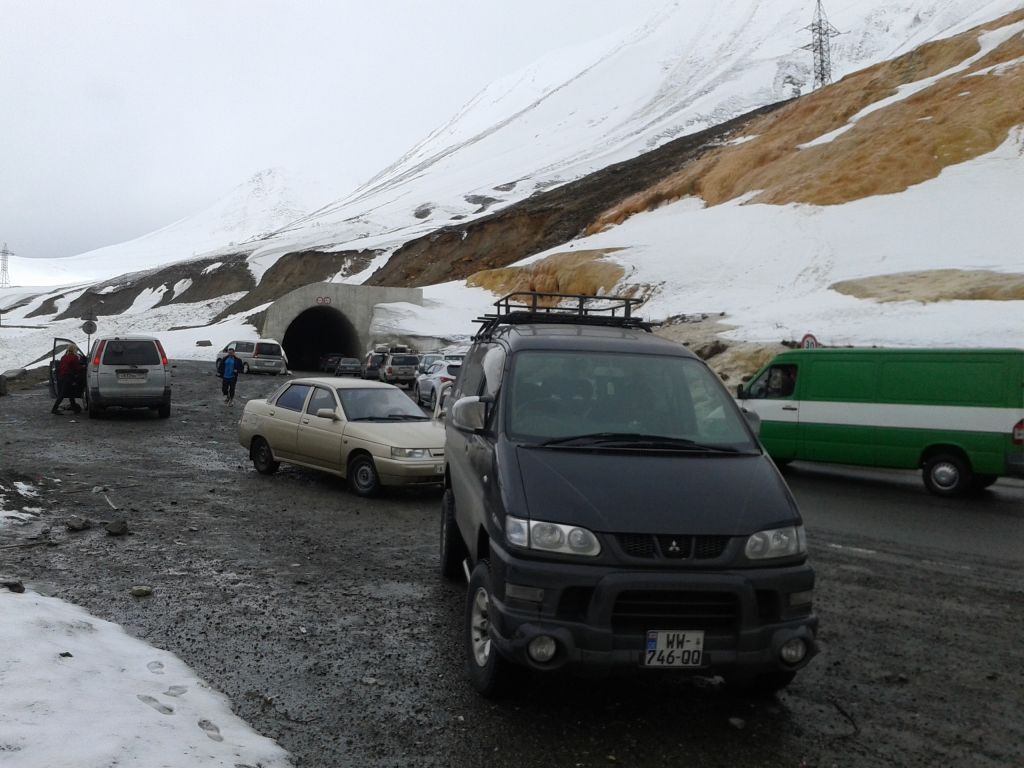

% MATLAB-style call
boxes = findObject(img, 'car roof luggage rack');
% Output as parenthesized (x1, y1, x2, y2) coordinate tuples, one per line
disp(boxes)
(473, 292, 650, 340)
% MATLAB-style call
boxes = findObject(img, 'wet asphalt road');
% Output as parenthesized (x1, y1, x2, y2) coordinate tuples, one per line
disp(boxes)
(2, 360, 1023, 768)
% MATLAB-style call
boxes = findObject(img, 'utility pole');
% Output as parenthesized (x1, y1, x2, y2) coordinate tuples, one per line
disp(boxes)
(0, 242, 11, 289)
(802, 0, 842, 89)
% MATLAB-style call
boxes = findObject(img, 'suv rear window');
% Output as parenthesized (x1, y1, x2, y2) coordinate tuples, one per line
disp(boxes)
(391, 355, 418, 365)
(255, 342, 282, 356)
(234, 342, 255, 353)
(102, 340, 160, 366)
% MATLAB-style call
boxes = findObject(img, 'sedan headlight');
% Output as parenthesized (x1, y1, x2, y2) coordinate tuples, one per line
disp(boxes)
(391, 447, 431, 459)
(504, 516, 601, 557)
(745, 525, 806, 560)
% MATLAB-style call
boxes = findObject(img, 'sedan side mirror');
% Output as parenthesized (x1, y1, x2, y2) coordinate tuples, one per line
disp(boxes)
(316, 408, 341, 421)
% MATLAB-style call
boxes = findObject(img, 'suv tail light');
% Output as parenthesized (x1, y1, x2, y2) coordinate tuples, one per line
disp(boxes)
(155, 340, 168, 367)
(93, 340, 107, 367)
(440, 376, 454, 383)
(1014, 419, 1024, 445)
(387, 366, 393, 374)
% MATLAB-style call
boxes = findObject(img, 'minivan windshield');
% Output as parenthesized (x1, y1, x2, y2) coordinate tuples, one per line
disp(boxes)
(507, 351, 757, 452)
(337, 388, 428, 421)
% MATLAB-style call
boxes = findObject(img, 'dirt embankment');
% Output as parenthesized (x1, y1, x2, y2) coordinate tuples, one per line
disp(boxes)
(832, 269, 1024, 303)
(363, 102, 788, 289)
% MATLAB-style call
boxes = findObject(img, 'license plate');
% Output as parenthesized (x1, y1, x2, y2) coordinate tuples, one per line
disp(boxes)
(643, 630, 704, 667)
(117, 372, 146, 383)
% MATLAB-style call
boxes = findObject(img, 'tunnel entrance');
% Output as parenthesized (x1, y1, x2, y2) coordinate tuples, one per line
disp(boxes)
(282, 306, 361, 371)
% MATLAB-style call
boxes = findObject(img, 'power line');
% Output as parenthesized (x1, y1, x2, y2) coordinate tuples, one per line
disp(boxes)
(802, 0, 842, 89)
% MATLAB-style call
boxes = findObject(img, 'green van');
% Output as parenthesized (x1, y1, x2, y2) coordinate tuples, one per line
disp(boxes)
(737, 348, 1024, 496)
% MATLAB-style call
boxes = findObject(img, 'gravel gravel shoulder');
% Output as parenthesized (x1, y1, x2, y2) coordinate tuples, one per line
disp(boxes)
(2, 361, 1022, 767)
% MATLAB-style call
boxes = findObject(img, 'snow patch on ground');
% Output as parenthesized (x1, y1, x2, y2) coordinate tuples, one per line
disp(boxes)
(0, 590, 293, 768)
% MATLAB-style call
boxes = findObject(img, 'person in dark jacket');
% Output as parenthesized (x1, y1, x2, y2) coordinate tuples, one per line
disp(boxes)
(52, 346, 85, 414)
(216, 347, 243, 405)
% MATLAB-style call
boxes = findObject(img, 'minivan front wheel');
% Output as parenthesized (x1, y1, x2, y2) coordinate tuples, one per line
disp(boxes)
(466, 560, 511, 697)
(348, 454, 380, 497)
(923, 453, 971, 496)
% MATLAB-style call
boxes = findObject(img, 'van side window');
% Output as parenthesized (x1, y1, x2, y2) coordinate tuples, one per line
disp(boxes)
(276, 384, 312, 412)
(750, 364, 798, 398)
(454, 346, 487, 400)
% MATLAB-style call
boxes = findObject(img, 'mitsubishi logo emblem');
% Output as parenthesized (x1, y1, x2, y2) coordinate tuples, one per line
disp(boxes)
(668, 539, 681, 553)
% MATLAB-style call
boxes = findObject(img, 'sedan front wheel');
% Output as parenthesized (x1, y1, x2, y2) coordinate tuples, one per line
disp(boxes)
(348, 454, 380, 497)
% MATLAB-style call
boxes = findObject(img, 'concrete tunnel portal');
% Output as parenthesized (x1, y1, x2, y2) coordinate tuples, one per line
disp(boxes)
(282, 306, 360, 370)
(260, 282, 425, 372)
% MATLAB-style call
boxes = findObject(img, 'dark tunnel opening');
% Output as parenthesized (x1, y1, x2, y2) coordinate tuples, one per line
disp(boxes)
(282, 306, 361, 371)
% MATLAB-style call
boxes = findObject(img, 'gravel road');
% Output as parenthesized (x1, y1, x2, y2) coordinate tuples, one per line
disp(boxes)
(2, 361, 1022, 767)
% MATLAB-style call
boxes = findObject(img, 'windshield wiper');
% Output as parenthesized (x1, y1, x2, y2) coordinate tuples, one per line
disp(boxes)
(538, 432, 744, 453)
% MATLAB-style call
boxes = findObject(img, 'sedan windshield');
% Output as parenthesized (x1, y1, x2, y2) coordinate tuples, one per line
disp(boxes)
(337, 388, 427, 421)
(507, 351, 757, 452)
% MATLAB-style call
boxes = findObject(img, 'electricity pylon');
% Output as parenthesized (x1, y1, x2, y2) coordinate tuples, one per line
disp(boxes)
(802, 0, 842, 89)
(0, 243, 11, 289)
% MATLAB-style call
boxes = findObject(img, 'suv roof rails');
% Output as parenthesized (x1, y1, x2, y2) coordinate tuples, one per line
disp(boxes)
(473, 292, 650, 340)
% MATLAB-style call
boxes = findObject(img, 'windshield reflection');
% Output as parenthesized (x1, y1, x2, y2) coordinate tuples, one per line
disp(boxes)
(337, 388, 426, 421)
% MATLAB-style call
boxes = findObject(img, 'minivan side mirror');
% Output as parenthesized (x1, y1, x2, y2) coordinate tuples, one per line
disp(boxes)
(741, 408, 761, 436)
(451, 396, 486, 432)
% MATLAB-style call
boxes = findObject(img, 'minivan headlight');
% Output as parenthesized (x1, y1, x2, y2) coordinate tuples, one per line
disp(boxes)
(745, 525, 806, 560)
(391, 447, 430, 459)
(504, 516, 601, 557)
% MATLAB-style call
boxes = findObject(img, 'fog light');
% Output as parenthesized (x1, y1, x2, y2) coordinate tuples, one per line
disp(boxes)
(528, 635, 558, 663)
(789, 590, 813, 607)
(780, 637, 807, 665)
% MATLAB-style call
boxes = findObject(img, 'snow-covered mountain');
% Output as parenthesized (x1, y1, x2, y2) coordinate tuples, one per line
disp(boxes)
(6, 168, 327, 287)
(2, 0, 1023, 373)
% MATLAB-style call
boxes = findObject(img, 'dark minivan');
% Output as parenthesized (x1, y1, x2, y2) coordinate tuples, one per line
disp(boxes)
(442, 293, 817, 696)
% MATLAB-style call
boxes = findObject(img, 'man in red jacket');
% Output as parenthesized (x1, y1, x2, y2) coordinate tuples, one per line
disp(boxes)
(52, 346, 85, 414)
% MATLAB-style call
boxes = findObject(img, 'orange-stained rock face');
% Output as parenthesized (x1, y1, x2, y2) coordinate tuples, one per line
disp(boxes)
(467, 249, 626, 300)
(589, 9, 1024, 232)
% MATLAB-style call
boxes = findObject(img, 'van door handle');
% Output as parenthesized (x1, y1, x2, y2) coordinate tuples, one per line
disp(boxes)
(782, 405, 798, 411)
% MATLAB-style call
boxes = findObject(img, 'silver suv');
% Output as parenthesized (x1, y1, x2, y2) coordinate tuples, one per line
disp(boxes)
(216, 339, 288, 375)
(85, 335, 172, 418)
(379, 353, 419, 388)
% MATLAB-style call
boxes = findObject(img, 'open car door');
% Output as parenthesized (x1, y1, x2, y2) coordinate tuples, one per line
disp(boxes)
(48, 337, 80, 397)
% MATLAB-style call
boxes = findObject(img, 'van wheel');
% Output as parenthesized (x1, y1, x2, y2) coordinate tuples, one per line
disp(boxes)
(440, 489, 467, 581)
(348, 454, 380, 497)
(466, 560, 511, 697)
(922, 453, 971, 496)
(157, 403, 171, 419)
(429, 388, 438, 411)
(251, 437, 279, 475)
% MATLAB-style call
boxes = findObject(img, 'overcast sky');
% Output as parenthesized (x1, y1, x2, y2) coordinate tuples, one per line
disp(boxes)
(1, 0, 667, 260)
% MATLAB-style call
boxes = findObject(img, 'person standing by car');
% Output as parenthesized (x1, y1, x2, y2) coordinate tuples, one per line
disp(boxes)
(51, 346, 84, 414)
(216, 347, 243, 405)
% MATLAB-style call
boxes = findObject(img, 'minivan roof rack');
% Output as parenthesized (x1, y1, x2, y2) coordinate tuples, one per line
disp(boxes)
(473, 292, 650, 340)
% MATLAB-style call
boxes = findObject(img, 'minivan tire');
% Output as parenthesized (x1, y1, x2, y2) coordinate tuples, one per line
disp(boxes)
(251, 437, 279, 475)
(157, 403, 171, 419)
(440, 489, 467, 581)
(923, 453, 972, 496)
(348, 454, 380, 497)
(466, 560, 511, 697)
(85, 393, 103, 419)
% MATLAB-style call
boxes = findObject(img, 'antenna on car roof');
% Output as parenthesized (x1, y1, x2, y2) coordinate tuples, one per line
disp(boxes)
(472, 292, 650, 340)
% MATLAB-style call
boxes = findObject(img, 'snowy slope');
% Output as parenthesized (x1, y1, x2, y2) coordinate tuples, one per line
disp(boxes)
(245, 0, 1024, 265)
(6, 168, 326, 288)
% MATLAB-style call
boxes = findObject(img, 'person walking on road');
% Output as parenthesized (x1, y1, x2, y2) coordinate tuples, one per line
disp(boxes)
(216, 347, 243, 405)
(52, 346, 85, 414)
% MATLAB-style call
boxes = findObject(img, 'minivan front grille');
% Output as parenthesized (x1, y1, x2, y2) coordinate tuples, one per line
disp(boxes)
(614, 534, 730, 561)
(612, 590, 738, 633)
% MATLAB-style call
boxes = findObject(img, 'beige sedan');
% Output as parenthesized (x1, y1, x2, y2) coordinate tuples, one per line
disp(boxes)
(238, 377, 445, 496)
